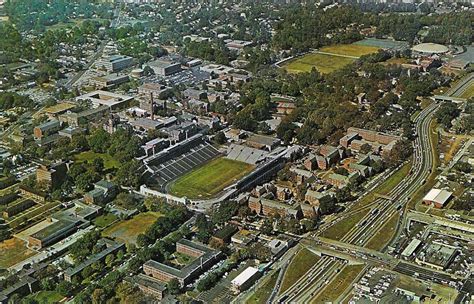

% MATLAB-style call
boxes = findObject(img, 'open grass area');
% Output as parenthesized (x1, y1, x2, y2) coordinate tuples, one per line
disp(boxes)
(321, 210, 368, 241)
(93, 213, 118, 228)
(320, 44, 380, 57)
(103, 212, 162, 244)
(169, 157, 254, 199)
(310, 264, 365, 303)
(365, 212, 400, 251)
(280, 248, 320, 294)
(0, 238, 36, 269)
(247, 270, 280, 304)
(75, 151, 120, 170)
(284, 53, 355, 74)
(459, 82, 474, 99)
(27, 291, 64, 304)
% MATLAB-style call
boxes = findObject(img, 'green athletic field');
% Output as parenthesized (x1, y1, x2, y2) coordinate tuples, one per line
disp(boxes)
(169, 157, 254, 199)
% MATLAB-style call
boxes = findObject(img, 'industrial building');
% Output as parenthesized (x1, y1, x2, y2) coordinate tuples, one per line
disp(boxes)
(231, 267, 261, 293)
(422, 188, 453, 208)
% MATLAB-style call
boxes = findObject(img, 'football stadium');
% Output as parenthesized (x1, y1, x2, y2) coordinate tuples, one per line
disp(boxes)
(142, 134, 290, 201)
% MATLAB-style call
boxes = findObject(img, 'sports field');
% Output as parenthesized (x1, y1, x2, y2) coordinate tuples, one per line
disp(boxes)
(103, 211, 162, 244)
(169, 157, 254, 199)
(0, 238, 36, 269)
(283, 44, 379, 74)
(319, 44, 380, 57)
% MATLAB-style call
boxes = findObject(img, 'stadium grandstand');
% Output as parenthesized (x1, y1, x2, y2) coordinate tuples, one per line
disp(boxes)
(144, 136, 221, 191)
(226, 144, 268, 165)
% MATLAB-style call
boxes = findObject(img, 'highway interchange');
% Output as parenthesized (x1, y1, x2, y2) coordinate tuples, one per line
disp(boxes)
(276, 101, 440, 303)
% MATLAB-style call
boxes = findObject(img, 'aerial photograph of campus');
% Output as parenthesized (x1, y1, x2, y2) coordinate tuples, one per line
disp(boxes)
(0, 0, 473, 303)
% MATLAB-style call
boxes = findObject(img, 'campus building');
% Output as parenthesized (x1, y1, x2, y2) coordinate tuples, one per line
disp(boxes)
(145, 59, 181, 76)
(143, 239, 222, 287)
(95, 55, 133, 72)
(36, 162, 68, 189)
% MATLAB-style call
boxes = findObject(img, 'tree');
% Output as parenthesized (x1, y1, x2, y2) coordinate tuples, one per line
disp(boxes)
(88, 129, 111, 153)
(213, 131, 226, 144)
(167, 278, 180, 295)
(56, 281, 73, 297)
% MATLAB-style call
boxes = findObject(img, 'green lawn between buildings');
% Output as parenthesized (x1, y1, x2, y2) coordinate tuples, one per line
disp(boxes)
(169, 157, 254, 199)
(0, 238, 35, 269)
(102, 212, 162, 245)
(27, 291, 64, 304)
(74, 151, 120, 170)
(279, 248, 321, 294)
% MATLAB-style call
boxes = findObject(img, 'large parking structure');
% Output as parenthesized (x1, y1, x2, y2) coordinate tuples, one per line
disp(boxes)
(168, 157, 255, 199)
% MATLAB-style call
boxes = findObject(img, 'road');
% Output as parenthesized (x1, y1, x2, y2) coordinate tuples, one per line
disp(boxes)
(276, 102, 439, 303)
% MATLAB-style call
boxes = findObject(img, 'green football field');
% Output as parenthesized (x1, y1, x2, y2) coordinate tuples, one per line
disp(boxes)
(169, 157, 254, 199)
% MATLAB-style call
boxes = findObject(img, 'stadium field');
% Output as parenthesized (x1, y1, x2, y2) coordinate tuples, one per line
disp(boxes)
(169, 157, 254, 199)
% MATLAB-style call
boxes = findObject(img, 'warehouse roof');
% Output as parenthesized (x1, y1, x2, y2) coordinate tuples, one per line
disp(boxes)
(231, 266, 259, 287)
(423, 188, 452, 206)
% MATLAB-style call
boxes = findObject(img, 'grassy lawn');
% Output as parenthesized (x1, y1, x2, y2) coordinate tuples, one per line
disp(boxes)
(170, 252, 195, 267)
(364, 212, 400, 250)
(93, 213, 118, 228)
(284, 53, 355, 74)
(246, 270, 280, 304)
(0, 238, 36, 269)
(280, 248, 320, 294)
(321, 210, 368, 241)
(27, 291, 64, 304)
(320, 44, 380, 57)
(169, 157, 254, 199)
(459, 82, 474, 99)
(75, 151, 120, 170)
(311, 264, 365, 303)
(103, 212, 162, 245)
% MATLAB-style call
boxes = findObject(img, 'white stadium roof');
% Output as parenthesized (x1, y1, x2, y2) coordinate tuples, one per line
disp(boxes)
(412, 43, 449, 54)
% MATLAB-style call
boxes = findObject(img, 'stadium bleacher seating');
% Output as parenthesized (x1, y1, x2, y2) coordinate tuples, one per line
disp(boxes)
(148, 143, 220, 190)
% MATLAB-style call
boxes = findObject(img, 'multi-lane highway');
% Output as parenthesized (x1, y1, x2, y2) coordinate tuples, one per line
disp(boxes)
(276, 102, 440, 303)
